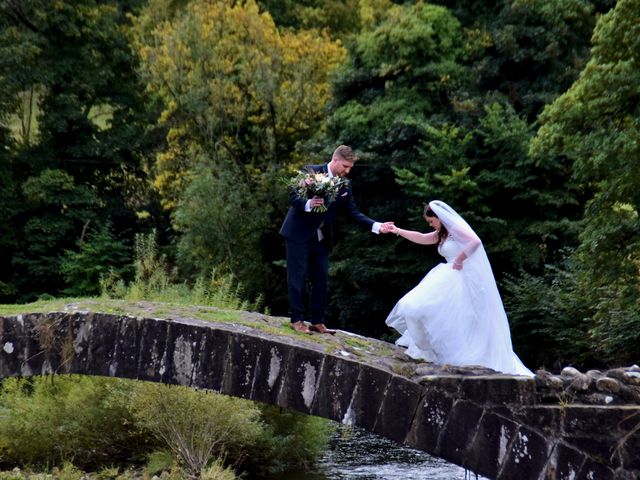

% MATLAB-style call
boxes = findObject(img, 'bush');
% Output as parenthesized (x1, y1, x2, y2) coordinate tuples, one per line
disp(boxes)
(60, 225, 133, 297)
(200, 461, 237, 480)
(144, 451, 174, 477)
(0, 375, 332, 477)
(128, 383, 262, 475)
(241, 405, 333, 477)
(503, 257, 599, 370)
(0, 376, 146, 469)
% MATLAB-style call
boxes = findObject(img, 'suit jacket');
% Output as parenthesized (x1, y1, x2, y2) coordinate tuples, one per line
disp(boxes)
(279, 164, 375, 246)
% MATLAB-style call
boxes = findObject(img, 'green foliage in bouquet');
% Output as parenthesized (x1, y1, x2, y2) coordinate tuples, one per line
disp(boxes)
(290, 171, 348, 212)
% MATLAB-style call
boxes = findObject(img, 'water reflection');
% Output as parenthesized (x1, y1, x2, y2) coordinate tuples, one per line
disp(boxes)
(278, 425, 488, 480)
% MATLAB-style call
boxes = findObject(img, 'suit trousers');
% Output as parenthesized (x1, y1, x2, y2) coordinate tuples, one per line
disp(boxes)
(285, 237, 329, 324)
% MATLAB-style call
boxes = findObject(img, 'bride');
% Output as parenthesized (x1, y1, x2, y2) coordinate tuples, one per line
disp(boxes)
(385, 200, 533, 376)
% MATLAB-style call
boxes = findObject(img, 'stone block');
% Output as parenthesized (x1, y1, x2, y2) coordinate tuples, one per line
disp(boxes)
(419, 374, 463, 395)
(31, 312, 72, 375)
(191, 327, 233, 392)
(109, 314, 144, 380)
(535, 371, 565, 396)
(372, 375, 423, 443)
(221, 332, 269, 399)
(515, 406, 564, 437)
(570, 373, 592, 392)
(578, 459, 615, 480)
(55, 313, 88, 374)
(60, 312, 97, 375)
(343, 364, 392, 431)
(597, 377, 621, 394)
(310, 354, 361, 423)
(276, 345, 325, 414)
(542, 442, 586, 480)
(618, 385, 640, 403)
(0, 314, 27, 377)
(64, 312, 96, 374)
(563, 405, 618, 436)
(135, 317, 171, 383)
(460, 375, 536, 405)
(246, 339, 291, 406)
(84, 313, 121, 377)
(436, 399, 484, 466)
(464, 412, 520, 479)
(497, 426, 552, 480)
(562, 366, 582, 377)
(405, 386, 455, 454)
(623, 371, 640, 386)
(22, 313, 58, 376)
(612, 468, 639, 480)
(567, 436, 618, 468)
(159, 320, 206, 387)
(614, 417, 640, 470)
(562, 405, 640, 465)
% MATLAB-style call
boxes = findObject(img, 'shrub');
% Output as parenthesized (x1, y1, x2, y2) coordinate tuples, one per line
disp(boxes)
(128, 383, 262, 475)
(144, 451, 173, 477)
(0, 376, 147, 469)
(241, 405, 333, 476)
(200, 460, 237, 480)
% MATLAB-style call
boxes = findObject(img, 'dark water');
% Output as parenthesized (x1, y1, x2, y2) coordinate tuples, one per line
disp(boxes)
(278, 426, 488, 480)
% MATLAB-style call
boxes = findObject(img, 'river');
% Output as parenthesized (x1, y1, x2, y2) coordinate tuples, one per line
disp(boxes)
(275, 425, 489, 480)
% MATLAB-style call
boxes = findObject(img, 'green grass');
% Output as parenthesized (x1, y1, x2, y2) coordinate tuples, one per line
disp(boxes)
(0, 298, 240, 324)
(0, 298, 87, 316)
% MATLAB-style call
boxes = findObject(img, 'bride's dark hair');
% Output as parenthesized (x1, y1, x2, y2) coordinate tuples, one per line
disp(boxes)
(424, 204, 448, 244)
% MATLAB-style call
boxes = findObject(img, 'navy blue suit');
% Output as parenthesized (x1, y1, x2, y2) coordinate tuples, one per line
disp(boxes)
(280, 164, 376, 324)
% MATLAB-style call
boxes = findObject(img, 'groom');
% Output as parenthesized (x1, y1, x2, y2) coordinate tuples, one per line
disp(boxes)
(280, 145, 393, 334)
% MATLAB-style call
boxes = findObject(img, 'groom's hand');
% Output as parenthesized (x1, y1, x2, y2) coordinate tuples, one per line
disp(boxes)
(310, 196, 325, 209)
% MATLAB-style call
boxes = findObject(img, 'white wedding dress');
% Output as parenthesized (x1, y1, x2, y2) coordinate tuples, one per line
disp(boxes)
(386, 203, 533, 377)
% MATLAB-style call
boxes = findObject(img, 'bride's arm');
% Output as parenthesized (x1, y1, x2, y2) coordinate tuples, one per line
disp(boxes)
(389, 225, 439, 245)
(450, 226, 482, 269)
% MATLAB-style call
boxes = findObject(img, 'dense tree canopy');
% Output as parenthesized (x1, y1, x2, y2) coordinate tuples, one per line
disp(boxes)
(517, 0, 640, 366)
(134, 0, 346, 296)
(1, 0, 636, 368)
(0, 0, 158, 301)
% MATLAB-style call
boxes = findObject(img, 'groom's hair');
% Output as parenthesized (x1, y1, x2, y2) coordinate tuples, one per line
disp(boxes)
(334, 145, 358, 163)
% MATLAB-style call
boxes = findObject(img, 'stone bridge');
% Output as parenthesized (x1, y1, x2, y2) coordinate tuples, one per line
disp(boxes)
(0, 306, 639, 480)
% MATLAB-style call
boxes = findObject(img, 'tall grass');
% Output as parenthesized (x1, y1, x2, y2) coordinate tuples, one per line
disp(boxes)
(99, 232, 265, 312)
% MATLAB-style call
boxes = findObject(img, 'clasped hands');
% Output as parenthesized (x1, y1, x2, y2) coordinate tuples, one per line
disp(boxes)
(379, 222, 396, 234)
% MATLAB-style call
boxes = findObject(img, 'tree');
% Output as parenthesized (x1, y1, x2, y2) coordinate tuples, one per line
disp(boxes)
(321, 2, 585, 337)
(0, 0, 158, 299)
(136, 0, 346, 297)
(525, 0, 640, 365)
(431, 0, 604, 120)
(11, 169, 99, 297)
(60, 224, 133, 296)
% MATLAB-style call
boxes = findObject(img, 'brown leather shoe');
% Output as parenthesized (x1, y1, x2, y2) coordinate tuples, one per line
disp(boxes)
(309, 323, 336, 335)
(291, 321, 311, 334)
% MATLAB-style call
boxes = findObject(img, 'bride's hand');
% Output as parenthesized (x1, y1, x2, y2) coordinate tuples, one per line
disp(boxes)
(453, 261, 463, 270)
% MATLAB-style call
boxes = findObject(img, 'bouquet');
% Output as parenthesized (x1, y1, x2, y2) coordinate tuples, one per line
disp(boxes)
(290, 170, 348, 212)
